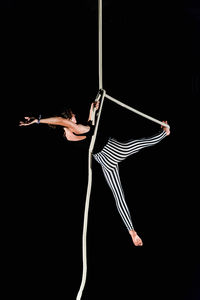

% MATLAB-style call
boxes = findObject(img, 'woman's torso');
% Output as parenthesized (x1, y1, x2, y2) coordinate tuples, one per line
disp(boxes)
(64, 121, 109, 153)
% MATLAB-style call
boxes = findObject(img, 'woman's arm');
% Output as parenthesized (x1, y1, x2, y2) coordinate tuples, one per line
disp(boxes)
(19, 116, 90, 134)
(19, 116, 72, 127)
(88, 101, 100, 122)
(40, 117, 92, 134)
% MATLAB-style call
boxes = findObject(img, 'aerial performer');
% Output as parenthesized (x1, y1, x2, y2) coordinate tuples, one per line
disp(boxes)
(19, 100, 170, 247)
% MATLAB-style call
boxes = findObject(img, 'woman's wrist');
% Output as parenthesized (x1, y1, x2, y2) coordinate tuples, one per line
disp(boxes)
(36, 114, 42, 124)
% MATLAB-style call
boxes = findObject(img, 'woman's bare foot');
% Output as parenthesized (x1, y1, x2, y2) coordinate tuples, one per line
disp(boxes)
(161, 121, 170, 136)
(129, 230, 143, 246)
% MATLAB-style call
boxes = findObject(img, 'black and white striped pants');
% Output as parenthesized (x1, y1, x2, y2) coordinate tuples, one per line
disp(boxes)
(93, 131, 167, 231)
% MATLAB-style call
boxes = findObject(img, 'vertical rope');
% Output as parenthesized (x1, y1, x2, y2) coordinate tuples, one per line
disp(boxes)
(76, 90, 106, 300)
(91, 91, 102, 125)
(98, 0, 103, 90)
(76, 3, 104, 297)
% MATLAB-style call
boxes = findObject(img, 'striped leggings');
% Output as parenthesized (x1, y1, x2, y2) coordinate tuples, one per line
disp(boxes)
(93, 131, 167, 231)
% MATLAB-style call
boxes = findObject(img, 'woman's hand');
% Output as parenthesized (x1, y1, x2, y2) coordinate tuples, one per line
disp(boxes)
(88, 100, 100, 122)
(161, 121, 170, 136)
(93, 100, 100, 110)
(19, 117, 38, 126)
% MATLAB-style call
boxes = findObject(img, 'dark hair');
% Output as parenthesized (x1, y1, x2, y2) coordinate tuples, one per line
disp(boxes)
(60, 108, 73, 120)
(48, 108, 73, 129)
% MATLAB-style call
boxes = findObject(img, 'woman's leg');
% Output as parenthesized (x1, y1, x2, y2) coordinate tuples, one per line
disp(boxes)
(101, 164, 143, 246)
(103, 130, 167, 163)
(93, 131, 167, 245)
(101, 164, 134, 231)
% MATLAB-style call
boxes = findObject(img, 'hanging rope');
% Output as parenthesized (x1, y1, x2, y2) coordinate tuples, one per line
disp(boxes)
(91, 89, 103, 125)
(76, 1, 170, 299)
(76, 2, 104, 299)
(76, 90, 105, 300)
(98, 0, 103, 90)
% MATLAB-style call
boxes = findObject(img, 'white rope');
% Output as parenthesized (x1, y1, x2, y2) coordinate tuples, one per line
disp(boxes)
(98, 0, 103, 90)
(76, 90, 106, 300)
(91, 91, 102, 125)
(76, 2, 103, 298)
(76, 0, 169, 298)
(105, 93, 170, 129)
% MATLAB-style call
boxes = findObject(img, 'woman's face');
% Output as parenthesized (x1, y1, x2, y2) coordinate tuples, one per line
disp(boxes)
(70, 113, 77, 123)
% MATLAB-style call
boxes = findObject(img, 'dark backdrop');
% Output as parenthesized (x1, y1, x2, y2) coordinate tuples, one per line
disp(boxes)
(2, 1, 199, 299)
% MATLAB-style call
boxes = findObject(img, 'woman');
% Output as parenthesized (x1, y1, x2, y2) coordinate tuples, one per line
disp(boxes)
(19, 101, 170, 246)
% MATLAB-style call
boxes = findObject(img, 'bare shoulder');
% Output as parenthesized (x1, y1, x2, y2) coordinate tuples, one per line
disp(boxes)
(60, 118, 79, 132)
(64, 122, 90, 135)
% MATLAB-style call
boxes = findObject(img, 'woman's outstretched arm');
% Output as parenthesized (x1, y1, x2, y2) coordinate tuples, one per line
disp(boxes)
(19, 116, 75, 127)
(19, 116, 91, 134)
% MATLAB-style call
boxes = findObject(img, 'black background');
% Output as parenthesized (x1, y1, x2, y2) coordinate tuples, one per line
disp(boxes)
(2, 0, 199, 299)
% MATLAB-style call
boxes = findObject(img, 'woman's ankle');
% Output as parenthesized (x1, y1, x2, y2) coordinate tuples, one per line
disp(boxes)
(129, 229, 137, 236)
